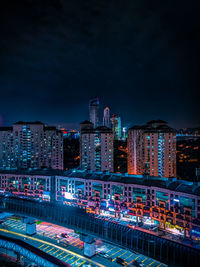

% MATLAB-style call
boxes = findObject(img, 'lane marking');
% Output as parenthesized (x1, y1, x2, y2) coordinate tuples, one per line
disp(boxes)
(106, 247, 115, 254)
(43, 246, 50, 251)
(78, 261, 86, 267)
(142, 258, 147, 263)
(70, 239, 79, 245)
(46, 247, 54, 253)
(0, 229, 105, 267)
(68, 255, 75, 261)
(71, 258, 81, 266)
(39, 244, 45, 249)
(110, 248, 122, 257)
(52, 249, 60, 255)
(57, 251, 65, 257)
(117, 251, 127, 259)
(61, 254, 69, 259)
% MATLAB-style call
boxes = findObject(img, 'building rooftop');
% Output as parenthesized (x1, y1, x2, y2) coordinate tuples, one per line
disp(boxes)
(0, 169, 199, 197)
(147, 120, 167, 125)
(0, 123, 61, 132)
(89, 98, 99, 106)
(80, 120, 93, 125)
(95, 126, 112, 132)
(0, 127, 13, 131)
(14, 121, 44, 125)
(129, 120, 175, 133)
(80, 122, 112, 133)
(44, 126, 58, 131)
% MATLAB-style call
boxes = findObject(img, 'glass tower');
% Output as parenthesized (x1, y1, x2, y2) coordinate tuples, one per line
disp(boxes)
(89, 98, 100, 128)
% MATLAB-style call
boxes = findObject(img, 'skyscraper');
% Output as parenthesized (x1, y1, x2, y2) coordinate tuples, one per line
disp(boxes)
(127, 120, 176, 177)
(89, 98, 99, 128)
(111, 114, 121, 140)
(122, 127, 128, 141)
(103, 107, 111, 128)
(0, 121, 63, 170)
(80, 120, 113, 172)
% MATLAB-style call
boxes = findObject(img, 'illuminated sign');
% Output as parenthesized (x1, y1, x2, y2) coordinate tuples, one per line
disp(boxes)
(109, 207, 115, 212)
(42, 191, 50, 199)
(64, 192, 75, 200)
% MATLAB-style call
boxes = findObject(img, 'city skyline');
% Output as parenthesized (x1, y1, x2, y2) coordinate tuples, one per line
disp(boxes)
(0, 1, 199, 266)
(1, 93, 199, 130)
(0, 1, 199, 129)
(1, 96, 199, 131)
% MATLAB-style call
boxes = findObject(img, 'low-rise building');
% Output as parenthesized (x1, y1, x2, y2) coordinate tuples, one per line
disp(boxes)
(0, 169, 200, 237)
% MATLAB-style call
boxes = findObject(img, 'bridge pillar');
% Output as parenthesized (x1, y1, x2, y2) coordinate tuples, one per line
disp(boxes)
(80, 233, 96, 258)
(21, 217, 36, 236)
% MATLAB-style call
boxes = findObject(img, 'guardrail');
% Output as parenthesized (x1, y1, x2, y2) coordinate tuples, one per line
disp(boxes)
(0, 233, 70, 267)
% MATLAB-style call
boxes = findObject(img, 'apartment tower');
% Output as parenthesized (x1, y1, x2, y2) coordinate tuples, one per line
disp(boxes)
(89, 98, 99, 128)
(111, 114, 121, 140)
(80, 120, 113, 172)
(103, 107, 111, 128)
(127, 120, 176, 177)
(0, 121, 63, 170)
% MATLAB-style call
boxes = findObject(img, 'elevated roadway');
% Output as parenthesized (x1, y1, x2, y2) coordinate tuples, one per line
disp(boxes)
(0, 196, 199, 266)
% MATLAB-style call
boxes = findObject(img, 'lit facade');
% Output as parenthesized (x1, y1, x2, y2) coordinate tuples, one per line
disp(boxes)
(0, 122, 63, 170)
(122, 127, 127, 141)
(80, 121, 113, 172)
(103, 107, 111, 128)
(89, 98, 99, 128)
(111, 114, 121, 140)
(0, 169, 200, 237)
(128, 120, 176, 177)
(59, 128, 80, 139)
(0, 127, 15, 169)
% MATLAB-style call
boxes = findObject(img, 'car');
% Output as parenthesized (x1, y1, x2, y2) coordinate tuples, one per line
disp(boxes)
(116, 257, 126, 266)
(99, 252, 110, 258)
(132, 250, 140, 255)
(61, 233, 69, 238)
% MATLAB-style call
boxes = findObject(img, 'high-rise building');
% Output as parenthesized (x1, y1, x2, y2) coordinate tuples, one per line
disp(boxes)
(89, 98, 99, 128)
(103, 107, 111, 128)
(0, 127, 14, 169)
(0, 121, 63, 170)
(80, 120, 113, 172)
(111, 114, 121, 140)
(127, 120, 176, 177)
(122, 127, 128, 141)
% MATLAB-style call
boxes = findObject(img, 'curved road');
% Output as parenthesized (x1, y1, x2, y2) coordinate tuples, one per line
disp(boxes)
(0, 217, 167, 267)
(0, 228, 105, 267)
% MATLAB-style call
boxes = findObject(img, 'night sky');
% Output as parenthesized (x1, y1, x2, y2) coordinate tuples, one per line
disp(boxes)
(0, 0, 199, 129)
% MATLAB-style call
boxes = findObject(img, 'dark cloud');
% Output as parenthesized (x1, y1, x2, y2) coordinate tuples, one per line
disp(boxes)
(0, 0, 199, 128)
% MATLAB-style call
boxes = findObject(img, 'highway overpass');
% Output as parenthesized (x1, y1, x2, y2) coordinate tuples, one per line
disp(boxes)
(0, 233, 70, 267)
(0, 196, 199, 267)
